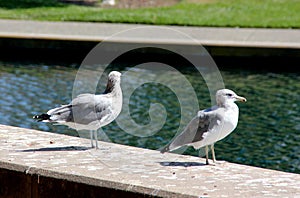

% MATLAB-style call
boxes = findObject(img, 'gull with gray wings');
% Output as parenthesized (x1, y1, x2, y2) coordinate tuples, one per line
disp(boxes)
(161, 89, 246, 165)
(34, 71, 122, 149)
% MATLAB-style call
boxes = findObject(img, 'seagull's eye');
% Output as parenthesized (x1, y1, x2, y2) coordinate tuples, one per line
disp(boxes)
(226, 93, 233, 97)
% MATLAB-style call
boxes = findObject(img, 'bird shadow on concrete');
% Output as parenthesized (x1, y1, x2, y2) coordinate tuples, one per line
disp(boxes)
(17, 146, 90, 152)
(159, 161, 206, 167)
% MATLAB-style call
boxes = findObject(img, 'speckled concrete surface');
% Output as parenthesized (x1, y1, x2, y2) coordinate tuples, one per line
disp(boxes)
(1, 124, 299, 197)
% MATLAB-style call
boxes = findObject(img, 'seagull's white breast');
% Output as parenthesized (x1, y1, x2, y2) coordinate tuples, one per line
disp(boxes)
(215, 103, 239, 142)
(191, 103, 239, 149)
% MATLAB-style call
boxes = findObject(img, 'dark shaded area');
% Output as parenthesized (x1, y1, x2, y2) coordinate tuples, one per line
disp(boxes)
(0, 38, 95, 66)
(0, 0, 100, 8)
(159, 161, 205, 167)
(0, 0, 180, 9)
(107, 46, 198, 73)
(0, 167, 154, 198)
(59, 0, 98, 6)
(0, 0, 65, 9)
(214, 56, 300, 73)
(18, 146, 90, 152)
(1, 38, 300, 71)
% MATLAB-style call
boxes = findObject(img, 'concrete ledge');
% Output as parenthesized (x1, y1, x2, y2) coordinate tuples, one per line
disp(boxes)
(1, 19, 300, 49)
(0, 124, 299, 197)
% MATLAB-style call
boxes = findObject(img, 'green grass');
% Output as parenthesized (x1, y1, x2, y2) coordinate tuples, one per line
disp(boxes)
(0, 0, 300, 28)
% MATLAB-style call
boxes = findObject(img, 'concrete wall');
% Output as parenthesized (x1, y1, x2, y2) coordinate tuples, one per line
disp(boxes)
(1, 124, 299, 197)
(0, 163, 152, 198)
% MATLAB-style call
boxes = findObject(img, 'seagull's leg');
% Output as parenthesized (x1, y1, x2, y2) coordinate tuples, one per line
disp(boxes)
(211, 144, 216, 163)
(205, 145, 209, 165)
(90, 130, 94, 148)
(94, 130, 99, 149)
(211, 144, 225, 165)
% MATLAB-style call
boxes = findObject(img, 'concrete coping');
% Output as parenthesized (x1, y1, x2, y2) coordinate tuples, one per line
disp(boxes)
(1, 19, 300, 49)
(0, 124, 299, 197)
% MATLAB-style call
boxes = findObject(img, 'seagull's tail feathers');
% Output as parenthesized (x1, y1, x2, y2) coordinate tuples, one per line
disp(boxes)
(160, 143, 180, 154)
(33, 113, 51, 122)
(161, 116, 201, 154)
(33, 105, 72, 123)
(160, 144, 170, 154)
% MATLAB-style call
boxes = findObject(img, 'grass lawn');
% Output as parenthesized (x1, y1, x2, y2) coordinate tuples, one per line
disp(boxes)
(0, 0, 300, 28)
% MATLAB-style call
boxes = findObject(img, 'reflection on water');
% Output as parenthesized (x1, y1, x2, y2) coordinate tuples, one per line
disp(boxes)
(0, 62, 299, 173)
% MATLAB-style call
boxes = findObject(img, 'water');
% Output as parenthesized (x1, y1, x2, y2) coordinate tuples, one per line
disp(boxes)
(0, 62, 299, 174)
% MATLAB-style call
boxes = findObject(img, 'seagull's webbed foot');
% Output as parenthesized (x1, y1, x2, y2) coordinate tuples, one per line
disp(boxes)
(206, 160, 216, 166)
(206, 159, 226, 166)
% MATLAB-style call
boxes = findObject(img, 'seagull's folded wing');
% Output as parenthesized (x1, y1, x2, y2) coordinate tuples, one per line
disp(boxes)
(45, 93, 112, 125)
(71, 94, 112, 125)
(163, 109, 222, 152)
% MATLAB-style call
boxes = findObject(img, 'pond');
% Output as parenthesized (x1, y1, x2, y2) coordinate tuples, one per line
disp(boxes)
(0, 61, 299, 174)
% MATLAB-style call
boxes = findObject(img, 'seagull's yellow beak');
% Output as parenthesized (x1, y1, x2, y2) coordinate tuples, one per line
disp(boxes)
(235, 95, 247, 102)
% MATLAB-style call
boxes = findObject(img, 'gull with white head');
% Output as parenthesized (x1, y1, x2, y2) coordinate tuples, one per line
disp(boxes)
(161, 89, 246, 165)
(34, 71, 122, 149)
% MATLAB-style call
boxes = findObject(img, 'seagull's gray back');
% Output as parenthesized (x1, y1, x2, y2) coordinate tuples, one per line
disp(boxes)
(47, 93, 113, 130)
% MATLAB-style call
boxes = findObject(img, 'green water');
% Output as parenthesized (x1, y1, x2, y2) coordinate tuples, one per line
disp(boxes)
(0, 62, 299, 173)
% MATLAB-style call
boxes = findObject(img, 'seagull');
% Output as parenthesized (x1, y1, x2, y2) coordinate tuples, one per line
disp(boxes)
(33, 71, 122, 149)
(161, 89, 246, 165)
